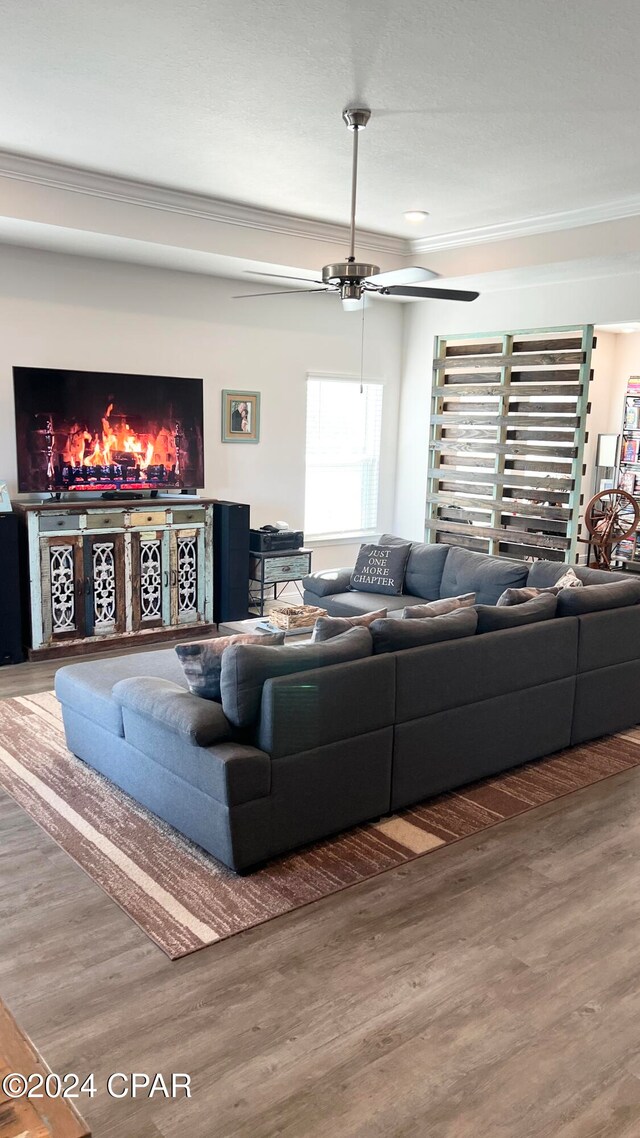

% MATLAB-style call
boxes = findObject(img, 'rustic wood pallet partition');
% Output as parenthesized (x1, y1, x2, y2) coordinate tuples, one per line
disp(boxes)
(426, 326, 594, 563)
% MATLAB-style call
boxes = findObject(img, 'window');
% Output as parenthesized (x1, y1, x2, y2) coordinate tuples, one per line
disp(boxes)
(305, 376, 384, 538)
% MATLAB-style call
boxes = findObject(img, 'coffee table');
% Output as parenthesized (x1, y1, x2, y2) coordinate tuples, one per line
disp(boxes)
(218, 617, 313, 641)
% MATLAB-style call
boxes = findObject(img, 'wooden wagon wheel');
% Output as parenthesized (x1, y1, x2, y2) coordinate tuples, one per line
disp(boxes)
(583, 488, 640, 569)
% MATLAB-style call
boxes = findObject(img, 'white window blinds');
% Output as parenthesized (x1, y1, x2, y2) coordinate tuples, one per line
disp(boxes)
(305, 377, 384, 538)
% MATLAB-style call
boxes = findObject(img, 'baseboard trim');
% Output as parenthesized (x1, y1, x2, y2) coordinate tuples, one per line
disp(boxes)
(27, 623, 217, 661)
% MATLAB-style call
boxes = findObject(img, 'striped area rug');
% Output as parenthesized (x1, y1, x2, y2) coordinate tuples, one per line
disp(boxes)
(1, 691, 639, 959)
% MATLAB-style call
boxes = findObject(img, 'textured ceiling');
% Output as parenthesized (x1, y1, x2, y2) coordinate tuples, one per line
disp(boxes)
(3, 0, 640, 240)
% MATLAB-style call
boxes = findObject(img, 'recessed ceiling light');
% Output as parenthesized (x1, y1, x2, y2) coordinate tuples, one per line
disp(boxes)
(404, 210, 430, 223)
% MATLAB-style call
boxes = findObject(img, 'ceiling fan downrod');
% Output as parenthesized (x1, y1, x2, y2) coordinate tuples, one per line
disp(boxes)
(322, 108, 378, 304)
(342, 107, 371, 263)
(236, 105, 478, 307)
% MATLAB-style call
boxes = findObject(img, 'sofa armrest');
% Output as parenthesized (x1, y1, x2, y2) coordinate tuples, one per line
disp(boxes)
(112, 676, 232, 746)
(302, 566, 353, 597)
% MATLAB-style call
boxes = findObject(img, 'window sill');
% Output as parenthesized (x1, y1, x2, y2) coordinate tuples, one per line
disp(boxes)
(307, 531, 381, 547)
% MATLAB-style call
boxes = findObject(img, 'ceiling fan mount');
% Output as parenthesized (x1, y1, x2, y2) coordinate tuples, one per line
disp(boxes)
(342, 107, 371, 132)
(235, 108, 479, 308)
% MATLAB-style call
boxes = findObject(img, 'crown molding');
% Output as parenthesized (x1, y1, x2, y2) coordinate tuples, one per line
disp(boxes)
(0, 149, 407, 257)
(410, 196, 640, 253)
(4, 149, 640, 264)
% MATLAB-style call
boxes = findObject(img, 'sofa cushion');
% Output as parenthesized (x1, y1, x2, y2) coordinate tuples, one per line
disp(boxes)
(370, 608, 477, 654)
(439, 546, 529, 605)
(308, 590, 412, 616)
(220, 626, 374, 728)
(526, 561, 628, 589)
(118, 703, 270, 805)
(402, 593, 475, 618)
(257, 655, 396, 758)
(575, 604, 640, 672)
(476, 593, 558, 633)
(54, 647, 187, 737)
(556, 576, 640, 616)
(302, 567, 353, 598)
(112, 676, 233, 746)
(378, 535, 450, 600)
(350, 542, 411, 595)
(311, 608, 387, 643)
(395, 618, 579, 724)
(576, 565, 627, 585)
(497, 585, 560, 605)
(175, 632, 284, 700)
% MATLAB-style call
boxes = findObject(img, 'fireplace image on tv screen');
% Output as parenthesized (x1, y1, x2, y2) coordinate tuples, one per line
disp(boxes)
(14, 367, 205, 493)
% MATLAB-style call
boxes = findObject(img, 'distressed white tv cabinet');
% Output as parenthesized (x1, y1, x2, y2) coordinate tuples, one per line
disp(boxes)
(14, 497, 214, 658)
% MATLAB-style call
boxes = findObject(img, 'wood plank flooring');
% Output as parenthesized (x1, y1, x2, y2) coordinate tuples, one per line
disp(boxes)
(0, 997, 90, 1136)
(2, 657, 640, 1135)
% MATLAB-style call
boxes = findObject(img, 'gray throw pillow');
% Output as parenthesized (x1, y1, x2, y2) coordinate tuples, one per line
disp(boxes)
(377, 534, 450, 600)
(220, 626, 373, 727)
(476, 593, 558, 633)
(350, 542, 411, 596)
(370, 607, 477, 654)
(554, 567, 583, 589)
(556, 577, 640, 616)
(402, 593, 475, 618)
(312, 608, 387, 643)
(497, 585, 560, 606)
(176, 632, 284, 701)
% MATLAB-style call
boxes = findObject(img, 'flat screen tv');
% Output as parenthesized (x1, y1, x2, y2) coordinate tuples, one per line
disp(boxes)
(13, 367, 204, 494)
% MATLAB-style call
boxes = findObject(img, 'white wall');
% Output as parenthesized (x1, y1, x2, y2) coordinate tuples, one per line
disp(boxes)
(586, 330, 617, 498)
(0, 244, 404, 572)
(605, 332, 640, 432)
(12, 243, 640, 580)
(395, 271, 640, 541)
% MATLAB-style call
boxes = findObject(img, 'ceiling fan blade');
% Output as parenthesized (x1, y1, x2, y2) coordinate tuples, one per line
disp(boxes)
(232, 287, 331, 299)
(381, 285, 480, 302)
(366, 266, 439, 286)
(244, 271, 324, 284)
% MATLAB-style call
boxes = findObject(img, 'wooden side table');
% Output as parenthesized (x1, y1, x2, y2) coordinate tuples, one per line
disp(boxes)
(248, 549, 312, 617)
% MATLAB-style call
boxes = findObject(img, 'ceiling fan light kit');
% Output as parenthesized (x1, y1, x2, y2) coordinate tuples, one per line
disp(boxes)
(236, 109, 479, 308)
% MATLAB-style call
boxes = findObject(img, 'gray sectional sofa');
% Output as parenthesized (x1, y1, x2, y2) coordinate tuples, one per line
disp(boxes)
(55, 538, 640, 873)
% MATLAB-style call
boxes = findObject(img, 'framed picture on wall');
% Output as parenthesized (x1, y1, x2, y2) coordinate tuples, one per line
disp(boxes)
(221, 390, 260, 443)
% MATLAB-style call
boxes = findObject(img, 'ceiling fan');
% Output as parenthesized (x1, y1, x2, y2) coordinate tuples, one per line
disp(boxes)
(234, 108, 479, 310)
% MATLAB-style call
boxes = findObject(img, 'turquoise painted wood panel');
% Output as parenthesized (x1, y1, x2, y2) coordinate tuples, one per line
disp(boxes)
(426, 326, 594, 564)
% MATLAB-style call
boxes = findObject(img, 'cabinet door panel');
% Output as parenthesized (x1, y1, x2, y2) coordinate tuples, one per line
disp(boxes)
(131, 531, 166, 630)
(41, 536, 86, 643)
(172, 527, 205, 625)
(84, 533, 126, 636)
